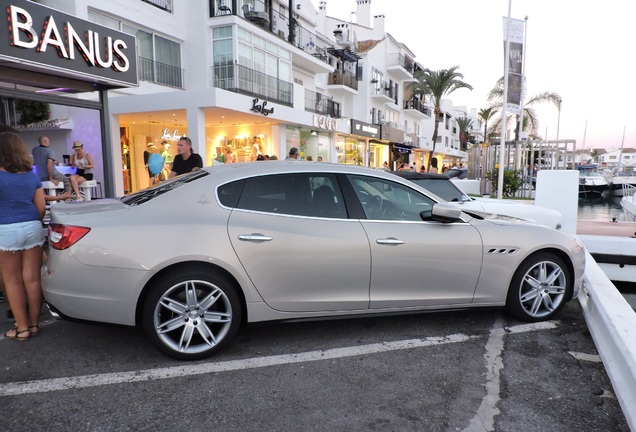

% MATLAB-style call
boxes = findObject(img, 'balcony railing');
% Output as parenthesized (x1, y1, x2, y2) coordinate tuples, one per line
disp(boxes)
(138, 57, 184, 89)
(404, 97, 431, 117)
(140, 0, 173, 12)
(304, 89, 341, 118)
(213, 63, 293, 106)
(209, 2, 331, 67)
(371, 82, 394, 99)
(328, 70, 358, 91)
(387, 53, 414, 74)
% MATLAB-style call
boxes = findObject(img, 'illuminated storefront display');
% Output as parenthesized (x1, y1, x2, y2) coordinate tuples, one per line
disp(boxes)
(335, 120, 389, 168)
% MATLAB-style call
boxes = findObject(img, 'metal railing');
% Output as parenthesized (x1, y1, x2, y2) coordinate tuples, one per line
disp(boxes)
(138, 57, 184, 89)
(304, 89, 341, 118)
(213, 63, 293, 106)
(387, 53, 414, 74)
(404, 97, 431, 116)
(140, 0, 172, 12)
(328, 70, 358, 91)
(371, 82, 394, 99)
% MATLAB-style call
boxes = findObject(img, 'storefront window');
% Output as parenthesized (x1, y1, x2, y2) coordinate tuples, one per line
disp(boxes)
(369, 142, 389, 169)
(208, 132, 269, 163)
(336, 136, 365, 166)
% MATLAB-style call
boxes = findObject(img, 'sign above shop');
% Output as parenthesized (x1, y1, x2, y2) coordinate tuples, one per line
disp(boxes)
(0, 0, 138, 88)
(313, 114, 336, 131)
(381, 123, 406, 143)
(351, 120, 380, 139)
(162, 129, 183, 141)
(251, 98, 274, 116)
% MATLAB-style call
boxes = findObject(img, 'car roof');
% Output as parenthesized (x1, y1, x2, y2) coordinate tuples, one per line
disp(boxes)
(202, 161, 427, 184)
(391, 171, 452, 180)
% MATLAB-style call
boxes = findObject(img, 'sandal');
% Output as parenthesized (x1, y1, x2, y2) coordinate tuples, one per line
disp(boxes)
(4, 326, 30, 341)
(28, 325, 39, 336)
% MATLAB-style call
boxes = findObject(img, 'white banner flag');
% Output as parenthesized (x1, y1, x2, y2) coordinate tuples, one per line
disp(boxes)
(503, 18, 525, 115)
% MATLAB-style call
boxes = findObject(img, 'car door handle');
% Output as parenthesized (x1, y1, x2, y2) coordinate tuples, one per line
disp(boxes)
(376, 238, 405, 245)
(238, 234, 273, 242)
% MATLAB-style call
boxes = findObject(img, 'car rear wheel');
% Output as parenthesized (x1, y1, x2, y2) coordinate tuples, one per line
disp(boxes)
(142, 266, 242, 360)
(505, 252, 572, 322)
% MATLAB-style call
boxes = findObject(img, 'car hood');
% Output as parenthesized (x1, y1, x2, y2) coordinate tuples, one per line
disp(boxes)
(463, 197, 562, 229)
(461, 209, 537, 226)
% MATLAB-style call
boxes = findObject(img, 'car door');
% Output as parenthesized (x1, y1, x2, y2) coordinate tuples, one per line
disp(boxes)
(225, 173, 371, 312)
(346, 174, 483, 308)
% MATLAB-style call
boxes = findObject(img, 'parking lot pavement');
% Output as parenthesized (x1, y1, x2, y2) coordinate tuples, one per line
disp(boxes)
(0, 302, 629, 432)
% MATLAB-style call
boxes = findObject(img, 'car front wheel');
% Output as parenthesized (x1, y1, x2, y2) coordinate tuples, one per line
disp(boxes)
(505, 252, 572, 322)
(142, 266, 242, 360)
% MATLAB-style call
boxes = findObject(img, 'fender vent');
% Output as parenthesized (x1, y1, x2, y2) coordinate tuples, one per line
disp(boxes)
(487, 248, 519, 255)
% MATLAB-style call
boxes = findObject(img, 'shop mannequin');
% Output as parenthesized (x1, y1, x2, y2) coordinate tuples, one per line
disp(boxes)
(160, 141, 173, 180)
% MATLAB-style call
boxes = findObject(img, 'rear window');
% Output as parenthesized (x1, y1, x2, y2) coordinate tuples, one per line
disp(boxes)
(121, 170, 208, 205)
(219, 173, 346, 218)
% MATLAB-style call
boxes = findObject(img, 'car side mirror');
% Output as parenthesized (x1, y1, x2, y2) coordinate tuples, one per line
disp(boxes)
(430, 203, 463, 223)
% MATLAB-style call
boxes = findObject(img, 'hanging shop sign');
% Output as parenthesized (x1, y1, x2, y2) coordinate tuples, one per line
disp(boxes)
(313, 114, 336, 131)
(350, 120, 380, 139)
(0, 0, 138, 88)
(251, 98, 275, 116)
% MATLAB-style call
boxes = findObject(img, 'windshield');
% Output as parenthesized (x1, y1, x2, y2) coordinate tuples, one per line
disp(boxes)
(121, 170, 209, 205)
(409, 178, 468, 202)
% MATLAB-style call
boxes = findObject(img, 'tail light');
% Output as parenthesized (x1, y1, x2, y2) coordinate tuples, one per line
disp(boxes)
(48, 224, 91, 250)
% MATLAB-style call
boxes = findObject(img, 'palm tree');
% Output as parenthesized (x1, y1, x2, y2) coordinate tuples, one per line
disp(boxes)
(408, 66, 473, 170)
(487, 77, 561, 140)
(478, 107, 496, 143)
(455, 116, 474, 150)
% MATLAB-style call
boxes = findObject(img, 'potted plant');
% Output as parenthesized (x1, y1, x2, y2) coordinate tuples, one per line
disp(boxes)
(15, 100, 51, 125)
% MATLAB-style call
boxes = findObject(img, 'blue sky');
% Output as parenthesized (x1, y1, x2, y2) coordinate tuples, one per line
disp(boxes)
(311, 0, 635, 151)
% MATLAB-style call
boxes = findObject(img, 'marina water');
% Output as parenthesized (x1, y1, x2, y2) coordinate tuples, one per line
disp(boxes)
(578, 195, 623, 222)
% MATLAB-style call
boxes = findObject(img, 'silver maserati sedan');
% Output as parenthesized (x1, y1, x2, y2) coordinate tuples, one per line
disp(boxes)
(43, 162, 586, 360)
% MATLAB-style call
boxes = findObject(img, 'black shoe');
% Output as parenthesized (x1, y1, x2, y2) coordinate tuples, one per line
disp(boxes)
(0, 293, 5, 303)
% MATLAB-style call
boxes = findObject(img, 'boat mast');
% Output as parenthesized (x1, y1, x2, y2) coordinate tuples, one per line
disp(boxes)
(617, 125, 626, 174)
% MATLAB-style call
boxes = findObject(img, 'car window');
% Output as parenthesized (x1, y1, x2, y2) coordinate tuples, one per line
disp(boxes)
(121, 170, 208, 205)
(347, 174, 435, 221)
(223, 173, 346, 218)
(409, 178, 467, 202)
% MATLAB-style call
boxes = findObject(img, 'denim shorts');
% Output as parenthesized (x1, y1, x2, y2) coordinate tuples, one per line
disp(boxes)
(0, 220, 45, 252)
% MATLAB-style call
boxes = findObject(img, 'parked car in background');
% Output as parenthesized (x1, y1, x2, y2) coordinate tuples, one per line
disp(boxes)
(445, 167, 468, 179)
(393, 171, 562, 229)
(43, 162, 583, 360)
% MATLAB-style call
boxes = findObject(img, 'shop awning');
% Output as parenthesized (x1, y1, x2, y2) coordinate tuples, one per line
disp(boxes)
(327, 47, 361, 63)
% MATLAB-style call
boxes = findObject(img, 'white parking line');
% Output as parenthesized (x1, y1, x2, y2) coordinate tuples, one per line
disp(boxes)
(0, 320, 558, 397)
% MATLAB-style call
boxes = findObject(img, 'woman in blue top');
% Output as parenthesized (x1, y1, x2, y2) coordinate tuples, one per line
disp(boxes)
(0, 132, 46, 341)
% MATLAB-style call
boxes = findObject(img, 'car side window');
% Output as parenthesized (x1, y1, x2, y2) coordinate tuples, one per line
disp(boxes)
(225, 173, 346, 218)
(347, 174, 435, 221)
(217, 179, 245, 208)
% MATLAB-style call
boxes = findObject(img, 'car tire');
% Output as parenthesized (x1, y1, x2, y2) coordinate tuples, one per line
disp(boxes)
(505, 252, 572, 322)
(142, 266, 242, 360)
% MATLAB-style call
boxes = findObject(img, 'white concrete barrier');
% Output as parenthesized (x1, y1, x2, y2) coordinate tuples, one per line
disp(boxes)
(580, 252, 636, 430)
(450, 179, 480, 196)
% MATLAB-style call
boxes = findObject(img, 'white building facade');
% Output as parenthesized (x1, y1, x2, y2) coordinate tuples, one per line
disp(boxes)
(5, 0, 474, 196)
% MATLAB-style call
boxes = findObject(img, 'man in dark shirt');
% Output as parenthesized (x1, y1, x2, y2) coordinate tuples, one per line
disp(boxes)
(169, 136, 203, 178)
(31, 135, 72, 194)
